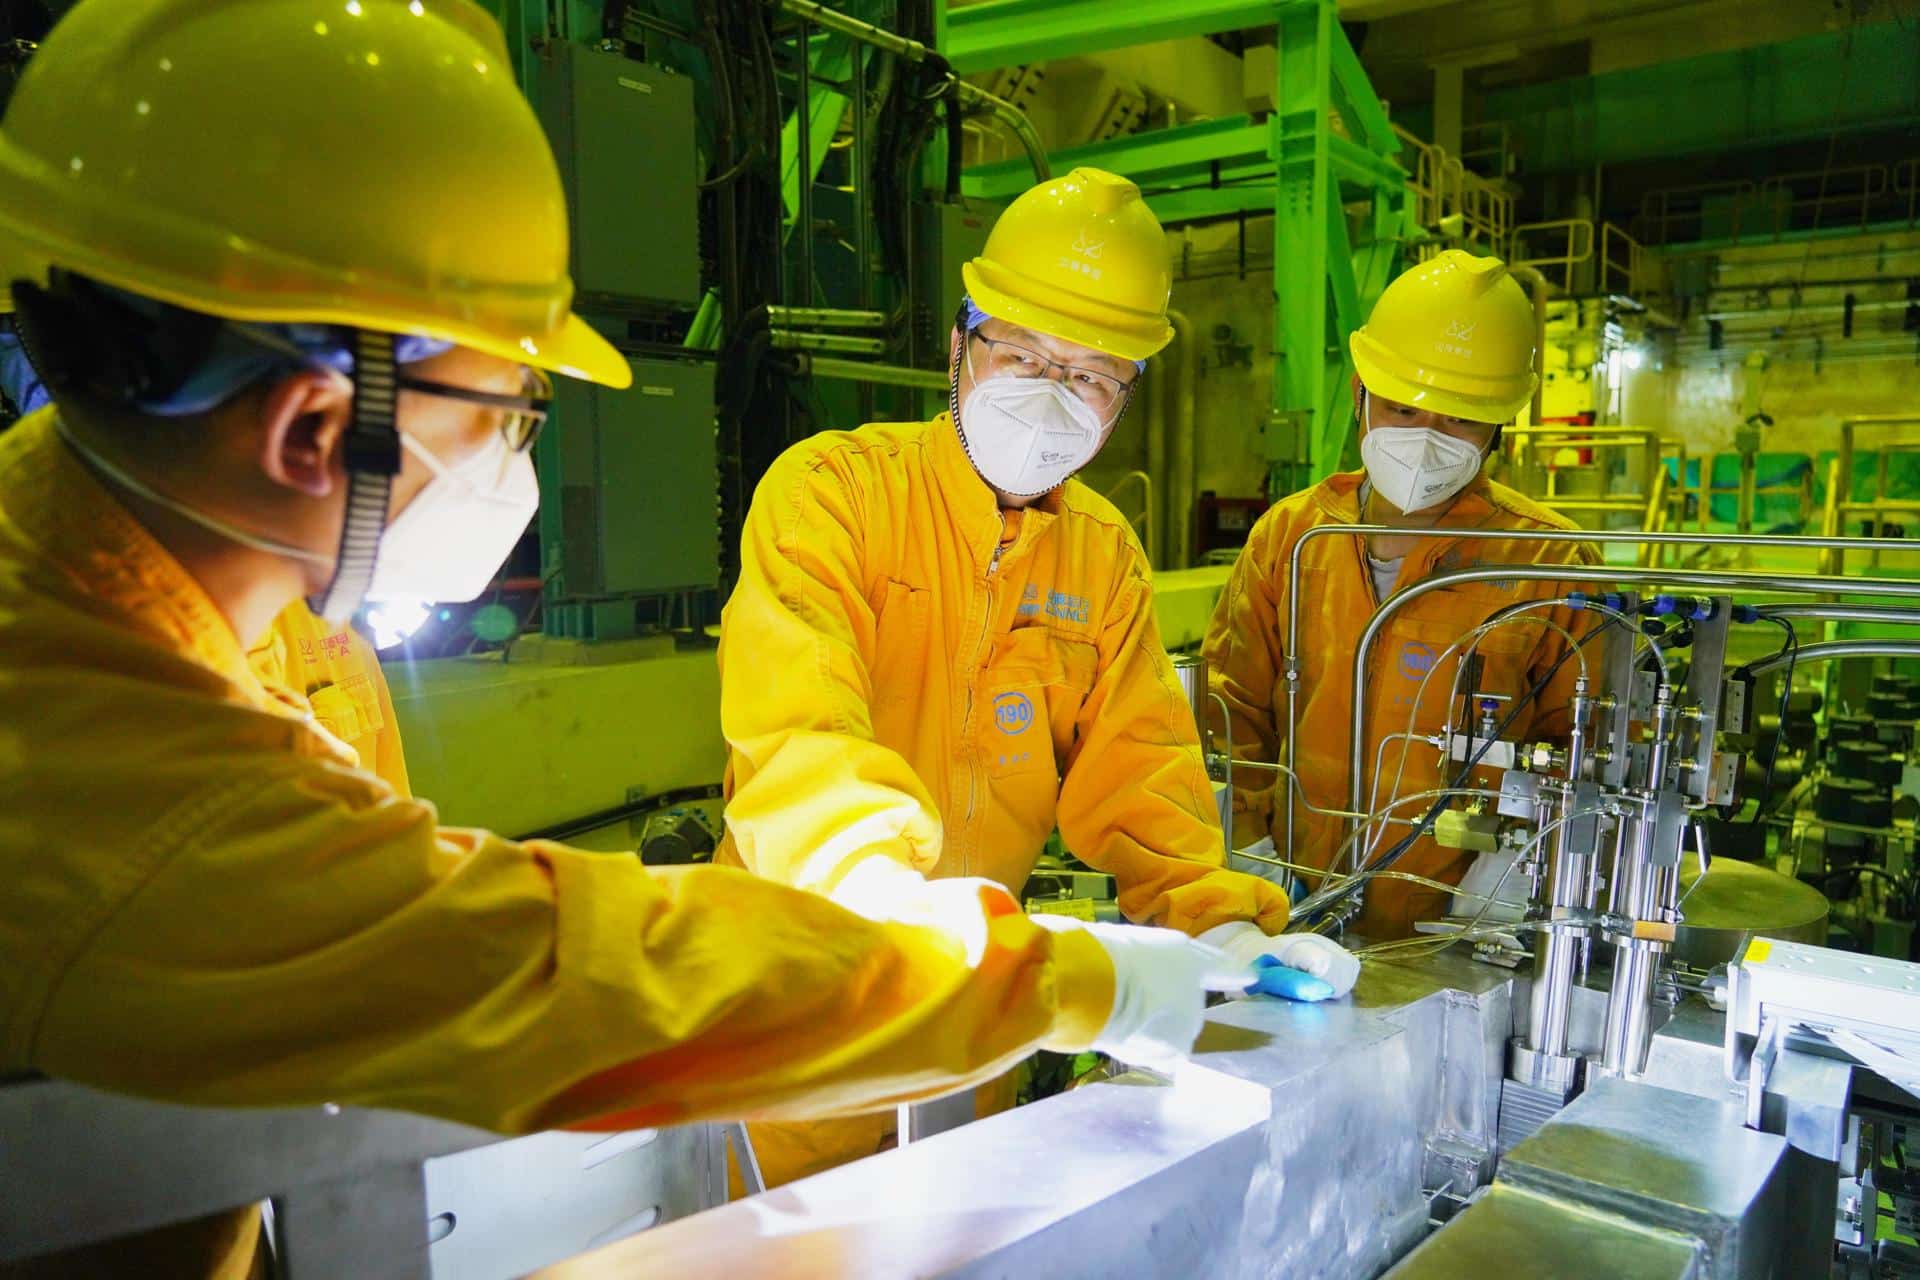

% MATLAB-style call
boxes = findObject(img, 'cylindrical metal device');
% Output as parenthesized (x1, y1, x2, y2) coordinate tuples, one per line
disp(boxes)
(1171, 654, 1209, 739)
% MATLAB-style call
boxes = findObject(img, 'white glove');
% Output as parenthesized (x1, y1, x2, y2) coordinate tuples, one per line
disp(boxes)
(1197, 921, 1362, 1001)
(829, 857, 1014, 965)
(1032, 916, 1231, 1070)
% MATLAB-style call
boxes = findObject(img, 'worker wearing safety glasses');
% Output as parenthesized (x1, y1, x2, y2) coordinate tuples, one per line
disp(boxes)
(1205, 251, 1598, 942)
(715, 167, 1360, 1191)
(0, 3, 1170, 1270)
(2, 317, 414, 799)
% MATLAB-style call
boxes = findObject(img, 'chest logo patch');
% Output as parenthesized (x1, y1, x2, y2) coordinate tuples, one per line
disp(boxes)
(994, 691, 1036, 735)
(1398, 641, 1439, 681)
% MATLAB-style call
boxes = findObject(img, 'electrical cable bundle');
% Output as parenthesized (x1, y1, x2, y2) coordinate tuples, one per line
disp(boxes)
(867, 0, 958, 281)
(696, 0, 806, 587)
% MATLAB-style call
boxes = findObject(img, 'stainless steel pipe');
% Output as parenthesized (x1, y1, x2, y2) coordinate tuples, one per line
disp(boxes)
(1276, 524, 1920, 859)
(1743, 638, 1920, 679)
(1342, 561, 1920, 836)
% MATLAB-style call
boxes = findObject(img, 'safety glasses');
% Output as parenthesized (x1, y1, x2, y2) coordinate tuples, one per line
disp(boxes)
(397, 364, 552, 453)
(968, 332, 1136, 417)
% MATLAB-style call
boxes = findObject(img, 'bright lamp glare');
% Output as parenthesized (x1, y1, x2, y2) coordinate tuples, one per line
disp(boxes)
(367, 599, 432, 650)
(1623, 349, 1644, 370)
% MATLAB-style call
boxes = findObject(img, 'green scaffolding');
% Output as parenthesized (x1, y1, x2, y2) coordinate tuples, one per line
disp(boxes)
(952, 0, 1415, 493)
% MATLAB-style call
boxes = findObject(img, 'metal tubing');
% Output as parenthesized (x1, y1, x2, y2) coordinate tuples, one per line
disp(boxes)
(769, 328, 887, 355)
(795, 21, 813, 309)
(1599, 937, 1660, 1077)
(1756, 604, 1920, 625)
(956, 82, 1053, 181)
(768, 0, 1050, 182)
(851, 43, 871, 325)
(1743, 639, 1920, 679)
(1528, 931, 1578, 1058)
(802, 355, 947, 390)
(777, 0, 929, 62)
(1341, 560, 1920, 830)
(1286, 524, 1917, 692)
(1598, 815, 1662, 1078)
(1270, 522, 1920, 840)
(766, 306, 888, 330)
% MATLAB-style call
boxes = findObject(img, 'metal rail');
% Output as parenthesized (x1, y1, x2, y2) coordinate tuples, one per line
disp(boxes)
(1274, 521, 1904, 859)
(800, 354, 947, 390)
(1345, 561, 1920, 828)
(774, 0, 1051, 181)
(1744, 639, 1920, 679)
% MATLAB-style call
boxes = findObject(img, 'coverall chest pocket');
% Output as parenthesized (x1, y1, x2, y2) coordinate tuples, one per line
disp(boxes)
(1377, 595, 1534, 743)
(309, 677, 381, 746)
(870, 579, 931, 711)
(977, 627, 1098, 780)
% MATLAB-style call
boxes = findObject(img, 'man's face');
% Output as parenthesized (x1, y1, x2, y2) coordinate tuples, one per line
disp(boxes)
(953, 318, 1137, 457)
(383, 346, 534, 520)
(1358, 385, 1498, 453)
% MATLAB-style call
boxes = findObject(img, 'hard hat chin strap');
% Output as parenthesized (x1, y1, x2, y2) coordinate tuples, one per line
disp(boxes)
(308, 330, 400, 623)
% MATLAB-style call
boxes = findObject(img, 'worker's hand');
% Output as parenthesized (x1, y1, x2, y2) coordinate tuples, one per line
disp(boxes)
(828, 856, 1015, 965)
(1031, 916, 1228, 1070)
(1197, 921, 1361, 1002)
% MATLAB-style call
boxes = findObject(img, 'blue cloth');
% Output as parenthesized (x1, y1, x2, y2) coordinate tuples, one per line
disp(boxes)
(1243, 953, 1335, 1002)
(98, 284, 453, 416)
(961, 294, 1146, 373)
(0, 326, 50, 415)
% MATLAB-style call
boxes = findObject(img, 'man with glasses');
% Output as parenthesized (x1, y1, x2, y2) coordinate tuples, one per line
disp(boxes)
(0, 7, 1210, 1271)
(715, 167, 1361, 1191)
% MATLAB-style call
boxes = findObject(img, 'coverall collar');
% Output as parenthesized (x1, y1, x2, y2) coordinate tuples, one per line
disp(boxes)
(929, 410, 1062, 571)
(6, 407, 273, 703)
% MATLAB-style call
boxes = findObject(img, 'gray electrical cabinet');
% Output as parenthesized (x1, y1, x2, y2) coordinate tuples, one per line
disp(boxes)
(536, 45, 700, 306)
(546, 355, 717, 598)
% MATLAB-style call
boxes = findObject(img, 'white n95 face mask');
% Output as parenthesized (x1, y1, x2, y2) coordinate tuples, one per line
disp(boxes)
(365, 430, 539, 603)
(958, 354, 1107, 497)
(1360, 424, 1485, 514)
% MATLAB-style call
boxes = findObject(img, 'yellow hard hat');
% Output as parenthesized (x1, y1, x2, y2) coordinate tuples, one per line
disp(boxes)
(1349, 249, 1535, 424)
(962, 167, 1172, 362)
(0, 0, 630, 389)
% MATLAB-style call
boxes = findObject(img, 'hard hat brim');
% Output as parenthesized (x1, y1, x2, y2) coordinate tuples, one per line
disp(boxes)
(1350, 327, 1534, 425)
(963, 260, 1171, 363)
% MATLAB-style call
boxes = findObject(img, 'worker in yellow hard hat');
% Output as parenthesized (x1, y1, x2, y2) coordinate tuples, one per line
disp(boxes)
(1204, 250, 1597, 941)
(715, 166, 1360, 1190)
(2, 309, 412, 795)
(0, 4, 1204, 1271)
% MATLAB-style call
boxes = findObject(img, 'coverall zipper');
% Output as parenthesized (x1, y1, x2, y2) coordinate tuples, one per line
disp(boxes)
(960, 529, 1007, 874)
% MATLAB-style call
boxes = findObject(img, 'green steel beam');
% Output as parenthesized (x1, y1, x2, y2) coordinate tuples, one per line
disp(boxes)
(964, 116, 1269, 201)
(948, 0, 1407, 492)
(1265, 0, 1408, 488)
(946, 0, 1302, 75)
(781, 36, 854, 229)
(1328, 135, 1406, 192)
(1270, 1, 1334, 486)
(1142, 182, 1275, 224)
(1327, 30, 1398, 157)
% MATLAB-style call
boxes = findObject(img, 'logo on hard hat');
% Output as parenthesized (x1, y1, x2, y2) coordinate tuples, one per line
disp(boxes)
(1444, 319, 1478, 342)
(1071, 230, 1106, 260)
(994, 692, 1036, 735)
